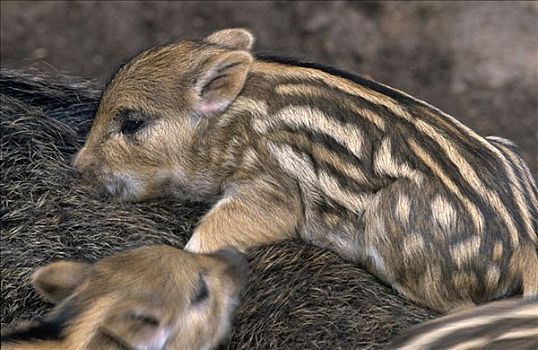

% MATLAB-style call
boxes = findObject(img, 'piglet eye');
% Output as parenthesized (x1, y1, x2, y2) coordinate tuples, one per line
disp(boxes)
(120, 119, 145, 135)
(192, 274, 209, 305)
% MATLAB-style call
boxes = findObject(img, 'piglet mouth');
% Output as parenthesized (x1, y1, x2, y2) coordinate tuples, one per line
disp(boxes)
(74, 167, 142, 202)
(102, 175, 141, 201)
(73, 173, 114, 201)
(94, 172, 145, 202)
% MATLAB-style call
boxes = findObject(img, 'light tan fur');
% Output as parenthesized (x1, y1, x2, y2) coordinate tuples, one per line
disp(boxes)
(1, 246, 248, 350)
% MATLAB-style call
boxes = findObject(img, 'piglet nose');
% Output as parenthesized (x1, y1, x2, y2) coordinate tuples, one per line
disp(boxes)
(71, 153, 80, 170)
(213, 247, 249, 286)
(71, 149, 82, 169)
(215, 247, 248, 269)
(71, 148, 87, 170)
(70, 148, 95, 183)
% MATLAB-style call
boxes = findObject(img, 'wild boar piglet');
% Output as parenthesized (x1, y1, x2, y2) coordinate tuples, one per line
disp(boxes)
(389, 298, 538, 350)
(74, 28, 538, 312)
(1, 245, 248, 350)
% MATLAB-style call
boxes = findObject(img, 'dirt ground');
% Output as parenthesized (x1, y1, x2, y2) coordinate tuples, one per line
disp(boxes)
(1, 1, 537, 177)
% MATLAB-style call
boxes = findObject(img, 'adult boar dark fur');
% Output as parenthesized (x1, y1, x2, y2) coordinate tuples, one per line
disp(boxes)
(0, 69, 437, 349)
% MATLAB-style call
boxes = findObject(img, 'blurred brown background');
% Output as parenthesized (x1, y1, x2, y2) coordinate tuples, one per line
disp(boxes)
(1, 0, 537, 175)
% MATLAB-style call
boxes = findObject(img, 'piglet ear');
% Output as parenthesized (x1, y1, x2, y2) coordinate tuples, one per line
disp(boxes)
(195, 50, 253, 117)
(101, 306, 169, 350)
(204, 28, 255, 51)
(32, 261, 92, 304)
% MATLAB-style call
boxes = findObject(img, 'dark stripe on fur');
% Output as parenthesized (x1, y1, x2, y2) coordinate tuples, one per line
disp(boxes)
(255, 53, 417, 106)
